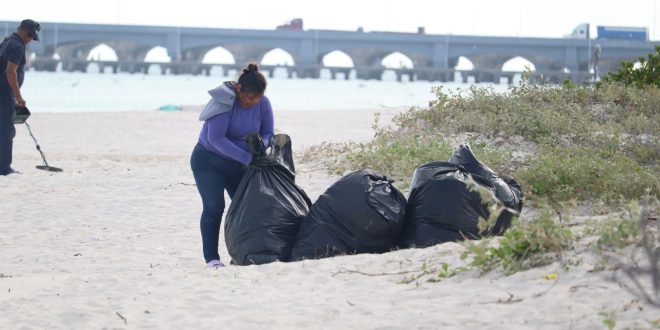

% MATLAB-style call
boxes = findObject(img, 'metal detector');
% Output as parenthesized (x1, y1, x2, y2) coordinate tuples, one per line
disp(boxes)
(13, 105, 63, 172)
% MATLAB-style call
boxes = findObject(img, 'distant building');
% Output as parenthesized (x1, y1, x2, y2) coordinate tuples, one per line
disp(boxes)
(276, 19, 303, 31)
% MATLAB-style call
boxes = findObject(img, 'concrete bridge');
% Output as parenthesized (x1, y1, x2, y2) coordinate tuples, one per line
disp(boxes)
(2, 20, 658, 83)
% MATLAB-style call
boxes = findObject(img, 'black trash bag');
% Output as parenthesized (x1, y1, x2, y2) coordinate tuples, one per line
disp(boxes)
(398, 144, 525, 249)
(224, 133, 312, 265)
(398, 162, 499, 248)
(291, 169, 407, 261)
(448, 144, 523, 234)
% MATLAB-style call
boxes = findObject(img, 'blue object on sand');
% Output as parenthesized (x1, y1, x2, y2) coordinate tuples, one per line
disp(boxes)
(158, 104, 182, 111)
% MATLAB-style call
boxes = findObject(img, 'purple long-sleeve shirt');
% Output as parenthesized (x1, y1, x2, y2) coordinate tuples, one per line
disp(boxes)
(198, 95, 274, 165)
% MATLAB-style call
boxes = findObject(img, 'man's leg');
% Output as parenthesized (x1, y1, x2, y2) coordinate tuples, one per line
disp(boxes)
(0, 95, 16, 175)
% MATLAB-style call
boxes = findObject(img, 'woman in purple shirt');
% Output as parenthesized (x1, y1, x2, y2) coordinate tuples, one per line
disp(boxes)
(191, 63, 274, 268)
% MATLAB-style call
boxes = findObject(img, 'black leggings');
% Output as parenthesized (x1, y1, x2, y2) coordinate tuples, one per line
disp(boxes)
(190, 143, 247, 262)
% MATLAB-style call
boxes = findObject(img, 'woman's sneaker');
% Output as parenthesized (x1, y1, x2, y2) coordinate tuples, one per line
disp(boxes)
(206, 259, 225, 268)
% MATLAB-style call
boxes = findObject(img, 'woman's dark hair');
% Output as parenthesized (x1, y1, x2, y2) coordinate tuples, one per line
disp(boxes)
(237, 63, 267, 94)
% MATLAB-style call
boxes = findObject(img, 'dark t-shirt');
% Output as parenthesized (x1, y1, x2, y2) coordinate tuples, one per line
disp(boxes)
(0, 33, 27, 96)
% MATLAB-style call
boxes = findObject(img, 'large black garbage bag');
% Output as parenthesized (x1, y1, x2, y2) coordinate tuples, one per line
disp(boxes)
(398, 162, 497, 248)
(398, 145, 524, 249)
(224, 133, 312, 265)
(448, 144, 524, 234)
(291, 169, 407, 261)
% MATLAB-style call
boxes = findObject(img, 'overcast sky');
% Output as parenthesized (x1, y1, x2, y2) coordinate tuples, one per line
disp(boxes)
(1, 0, 658, 40)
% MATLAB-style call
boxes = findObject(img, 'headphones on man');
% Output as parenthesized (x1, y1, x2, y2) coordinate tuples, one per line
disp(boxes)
(19, 19, 40, 41)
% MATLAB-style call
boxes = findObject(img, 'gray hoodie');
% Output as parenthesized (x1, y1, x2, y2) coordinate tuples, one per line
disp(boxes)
(198, 81, 237, 121)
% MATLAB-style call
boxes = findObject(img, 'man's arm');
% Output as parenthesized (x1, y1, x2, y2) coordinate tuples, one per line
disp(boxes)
(6, 62, 25, 107)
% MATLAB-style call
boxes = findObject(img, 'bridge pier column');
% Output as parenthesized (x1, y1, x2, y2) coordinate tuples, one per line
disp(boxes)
(355, 67, 383, 80)
(431, 42, 450, 82)
(503, 74, 514, 85)
(564, 46, 580, 82)
(295, 65, 320, 79)
(493, 73, 501, 84)
(429, 70, 448, 83)
(32, 53, 59, 72)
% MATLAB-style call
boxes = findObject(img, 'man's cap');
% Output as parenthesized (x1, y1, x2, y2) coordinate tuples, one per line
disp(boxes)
(19, 19, 41, 41)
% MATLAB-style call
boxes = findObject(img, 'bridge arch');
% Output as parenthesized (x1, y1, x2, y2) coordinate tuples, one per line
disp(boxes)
(450, 56, 476, 83)
(501, 54, 567, 83)
(198, 47, 234, 76)
(502, 56, 536, 72)
(261, 48, 295, 66)
(319, 50, 354, 80)
(454, 56, 475, 70)
(202, 47, 235, 64)
(87, 43, 118, 61)
(142, 46, 171, 74)
(380, 51, 415, 81)
(381, 52, 414, 69)
(322, 50, 354, 68)
(501, 56, 536, 84)
(85, 43, 118, 73)
(145, 46, 171, 62)
(259, 48, 295, 78)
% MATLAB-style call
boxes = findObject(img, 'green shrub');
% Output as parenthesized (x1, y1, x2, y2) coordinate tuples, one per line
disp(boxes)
(604, 45, 660, 88)
(397, 83, 659, 148)
(461, 208, 573, 274)
(320, 134, 519, 192)
(323, 134, 453, 190)
(584, 199, 658, 249)
(520, 146, 659, 203)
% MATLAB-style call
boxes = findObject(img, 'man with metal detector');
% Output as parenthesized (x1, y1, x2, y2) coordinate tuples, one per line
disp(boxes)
(0, 19, 40, 175)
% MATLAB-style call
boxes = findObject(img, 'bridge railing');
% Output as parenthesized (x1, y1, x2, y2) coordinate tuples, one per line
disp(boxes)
(27, 58, 595, 84)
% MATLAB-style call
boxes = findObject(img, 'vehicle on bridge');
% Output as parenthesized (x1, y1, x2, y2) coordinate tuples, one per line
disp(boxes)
(565, 23, 649, 41)
(597, 26, 648, 41)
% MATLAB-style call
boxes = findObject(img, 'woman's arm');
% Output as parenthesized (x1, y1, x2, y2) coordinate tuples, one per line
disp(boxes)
(259, 96, 274, 146)
(206, 112, 253, 165)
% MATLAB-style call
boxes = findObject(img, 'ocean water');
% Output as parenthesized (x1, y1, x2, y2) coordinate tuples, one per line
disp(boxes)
(18, 71, 507, 113)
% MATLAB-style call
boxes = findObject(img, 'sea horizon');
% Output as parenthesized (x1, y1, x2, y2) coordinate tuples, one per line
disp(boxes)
(19, 70, 509, 113)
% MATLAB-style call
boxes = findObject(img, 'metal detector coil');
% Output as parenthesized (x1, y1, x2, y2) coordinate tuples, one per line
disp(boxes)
(13, 106, 63, 172)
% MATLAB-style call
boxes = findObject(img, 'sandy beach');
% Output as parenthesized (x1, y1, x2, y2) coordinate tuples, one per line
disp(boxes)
(1, 108, 657, 329)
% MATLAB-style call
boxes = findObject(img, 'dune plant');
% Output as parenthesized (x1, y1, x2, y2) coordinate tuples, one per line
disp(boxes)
(461, 207, 573, 275)
(604, 45, 660, 88)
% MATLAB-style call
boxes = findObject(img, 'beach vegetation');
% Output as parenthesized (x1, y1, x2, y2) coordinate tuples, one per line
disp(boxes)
(584, 201, 644, 249)
(306, 78, 659, 207)
(599, 309, 618, 330)
(461, 207, 573, 275)
(304, 58, 659, 279)
(604, 45, 660, 88)
(398, 262, 469, 284)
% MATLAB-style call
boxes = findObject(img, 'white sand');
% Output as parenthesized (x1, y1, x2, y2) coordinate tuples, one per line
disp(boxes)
(1, 109, 657, 329)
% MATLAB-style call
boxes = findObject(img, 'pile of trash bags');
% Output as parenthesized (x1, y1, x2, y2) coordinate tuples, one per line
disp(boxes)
(224, 136, 523, 265)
